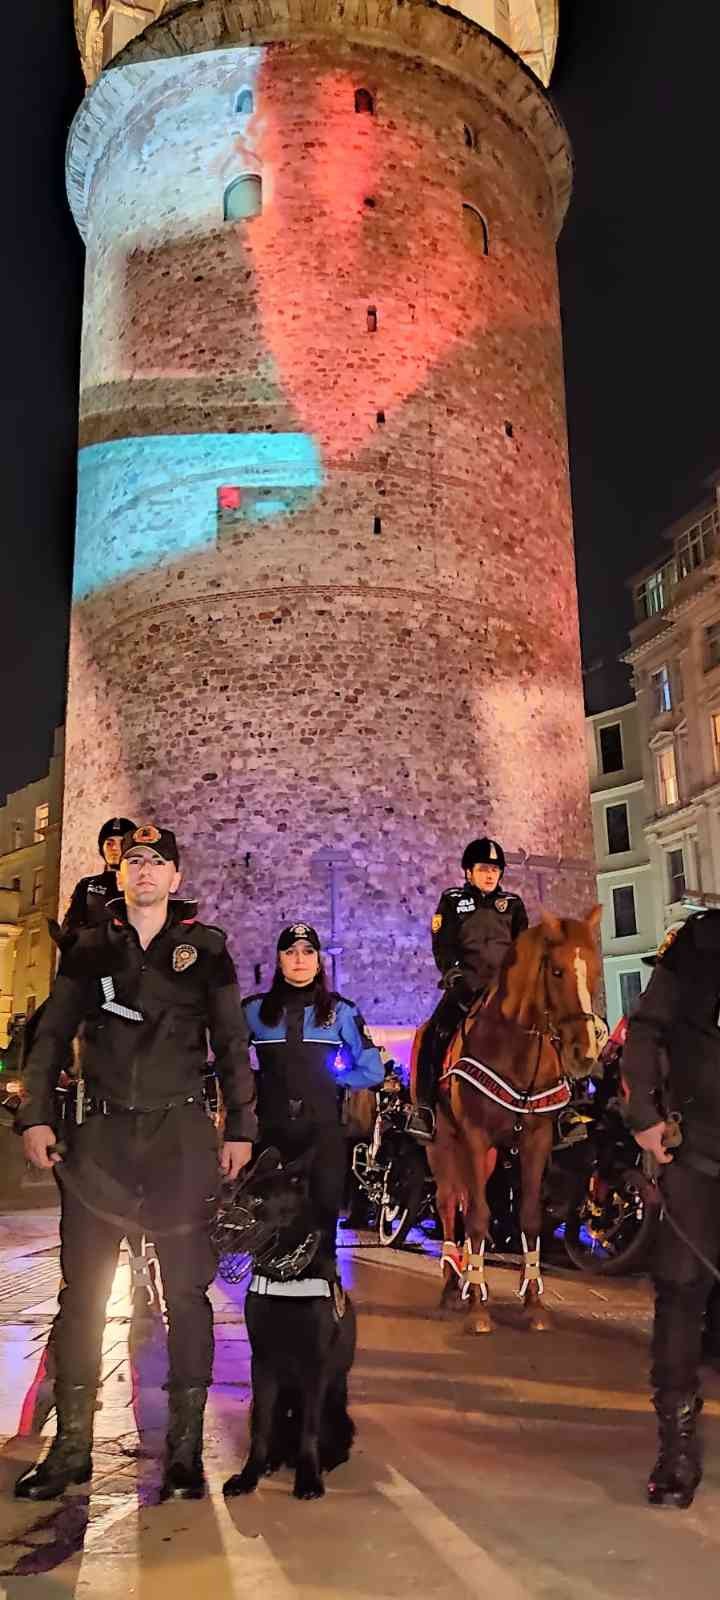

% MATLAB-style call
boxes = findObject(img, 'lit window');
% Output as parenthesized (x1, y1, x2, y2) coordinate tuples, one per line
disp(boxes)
(599, 722, 623, 775)
(462, 202, 489, 255)
(667, 848, 686, 903)
(224, 174, 262, 222)
(606, 803, 630, 855)
(711, 711, 720, 769)
(656, 746, 679, 809)
(612, 886, 637, 939)
(235, 88, 254, 115)
(354, 88, 374, 114)
(619, 970, 642, 1017)
(34, 802, 49, 842)
(650, 664, 672, 716)
(676, 508, 718, 578)
(635, 566, 671, 621)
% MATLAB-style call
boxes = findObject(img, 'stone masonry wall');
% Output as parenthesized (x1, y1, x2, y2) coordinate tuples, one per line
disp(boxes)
(63, 26, 595, 1021)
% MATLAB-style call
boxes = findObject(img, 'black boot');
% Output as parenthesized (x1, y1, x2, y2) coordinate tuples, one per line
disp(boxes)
(159, 1386, 207, 1500)
(15, 1383, 95, 1501)
(647, 1392, 702, 1509)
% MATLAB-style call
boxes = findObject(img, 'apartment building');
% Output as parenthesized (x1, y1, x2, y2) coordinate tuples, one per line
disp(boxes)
(0, 729, 64, 1046)
(586, 700, 658, 1026)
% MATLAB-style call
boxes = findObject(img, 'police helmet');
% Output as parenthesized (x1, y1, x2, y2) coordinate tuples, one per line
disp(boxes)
(98, 817, 137, 857)
(462, 837, 506, 875)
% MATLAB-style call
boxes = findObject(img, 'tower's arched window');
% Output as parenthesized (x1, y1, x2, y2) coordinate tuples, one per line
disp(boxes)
(463, 123, 477, 150)
(354, 88, 374, 115)
(462, 202, 489, 256)
(224, 174, 262, 222)
(235, 88, 254, 115)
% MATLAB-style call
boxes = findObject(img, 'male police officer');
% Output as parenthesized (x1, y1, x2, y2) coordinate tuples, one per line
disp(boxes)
(15, 823, 256, 1503)
(408, 837, 528, 1139)
(61, 817, 137, 935)
(622, 908, 720, 1508)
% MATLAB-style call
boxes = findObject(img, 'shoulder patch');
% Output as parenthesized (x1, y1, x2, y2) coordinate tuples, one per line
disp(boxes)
(431, 913, 443, 934)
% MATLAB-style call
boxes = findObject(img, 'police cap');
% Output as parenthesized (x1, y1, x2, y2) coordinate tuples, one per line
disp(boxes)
(98, 816, 137, 855)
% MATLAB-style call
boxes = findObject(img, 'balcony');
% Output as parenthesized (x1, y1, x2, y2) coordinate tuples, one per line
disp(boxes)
(0, 889, 20, 944)
(630, 515, 720, 649)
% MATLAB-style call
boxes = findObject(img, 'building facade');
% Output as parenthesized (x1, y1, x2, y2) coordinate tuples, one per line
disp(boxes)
(585, 701, 658, 1027)
(625, 484, 720, 934)
(62, 0, 594, 1024)
(0, 730, 65, 1047)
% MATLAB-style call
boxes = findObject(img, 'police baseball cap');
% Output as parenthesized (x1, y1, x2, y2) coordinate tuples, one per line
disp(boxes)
(119, 823, 180, 867)
(277, 922, 321, 953)
(98, 816, 136, 853)
(462, 837, 506, 874)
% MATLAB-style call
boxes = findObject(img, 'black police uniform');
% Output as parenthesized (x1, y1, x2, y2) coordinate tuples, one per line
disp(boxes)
(61, 869, 122, 935)
(622, 910, 720, 1502)
(415, 882, 529, 1109)
(623, 912, 720, 1394)
(17, 902, 257, 1392)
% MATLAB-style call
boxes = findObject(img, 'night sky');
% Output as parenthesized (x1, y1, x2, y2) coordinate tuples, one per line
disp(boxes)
(1, 0, 719, 797)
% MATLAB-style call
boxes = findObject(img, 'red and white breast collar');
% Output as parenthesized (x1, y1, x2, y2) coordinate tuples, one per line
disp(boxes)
(441, 1055, 571, 1115)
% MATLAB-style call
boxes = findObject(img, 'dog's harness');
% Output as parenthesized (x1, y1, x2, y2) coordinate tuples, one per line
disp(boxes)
(248, 1275, 332, 1299)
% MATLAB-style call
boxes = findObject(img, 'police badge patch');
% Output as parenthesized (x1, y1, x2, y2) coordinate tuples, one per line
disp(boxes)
(495, 898, 508, 913)
(134, 823, 161, 846)
(173, 944, 198, 973)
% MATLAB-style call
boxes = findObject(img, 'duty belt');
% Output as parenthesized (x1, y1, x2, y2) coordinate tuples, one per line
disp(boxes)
(78, 1094, 200, 1119)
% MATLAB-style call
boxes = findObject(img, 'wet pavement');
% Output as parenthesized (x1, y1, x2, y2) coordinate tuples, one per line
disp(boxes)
(0, 1208, 719, 1597)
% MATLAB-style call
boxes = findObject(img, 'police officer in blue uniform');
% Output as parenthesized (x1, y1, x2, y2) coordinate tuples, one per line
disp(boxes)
(243, 923, 384, 1274)
(408, 838, 529, 1139)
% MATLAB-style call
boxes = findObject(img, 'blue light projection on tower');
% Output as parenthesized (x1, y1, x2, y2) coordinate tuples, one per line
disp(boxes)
(73, 432, 323, 600)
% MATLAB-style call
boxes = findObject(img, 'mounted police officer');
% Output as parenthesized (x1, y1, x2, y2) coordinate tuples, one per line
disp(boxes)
(622, 908, 720, 1508)
(15, 823, 256, 1504)
(408, 837, 529, 1140)
(61, 817, 137, 935)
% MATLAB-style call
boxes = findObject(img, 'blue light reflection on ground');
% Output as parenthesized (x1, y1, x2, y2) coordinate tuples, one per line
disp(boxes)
(74, 432, 323, 599)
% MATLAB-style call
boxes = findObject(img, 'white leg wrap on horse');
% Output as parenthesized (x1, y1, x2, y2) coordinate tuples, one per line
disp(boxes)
(518, 1233, 543, 1299)
(462, 1239, 489, 1303)
(441, 1241, 464, 1279)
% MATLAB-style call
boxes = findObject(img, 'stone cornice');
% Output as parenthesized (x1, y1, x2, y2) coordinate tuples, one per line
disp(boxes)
(67, 0, 571, 238)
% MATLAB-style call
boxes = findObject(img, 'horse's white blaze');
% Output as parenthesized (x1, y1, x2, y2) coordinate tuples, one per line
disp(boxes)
(573, 947, 596, 1057)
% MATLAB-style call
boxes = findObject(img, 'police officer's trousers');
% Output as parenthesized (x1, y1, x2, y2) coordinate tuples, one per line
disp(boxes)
(415, 991, 468, 1108)
(652, 1159, 720, 1398)
(53, 1103, 220, 1389)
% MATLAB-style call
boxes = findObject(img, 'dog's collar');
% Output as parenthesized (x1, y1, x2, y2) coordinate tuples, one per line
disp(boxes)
(248, 1274, 332, 1299)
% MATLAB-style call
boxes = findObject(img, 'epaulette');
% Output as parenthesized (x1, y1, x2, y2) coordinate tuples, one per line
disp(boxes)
(241, 992, 264, 1006)
(334, 994, 355, 1009)
(190, 923, 226, 954)
(441, 886, 464, 900)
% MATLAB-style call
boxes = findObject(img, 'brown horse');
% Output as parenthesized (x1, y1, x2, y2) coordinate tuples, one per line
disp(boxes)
(412, 907, 602, 1334)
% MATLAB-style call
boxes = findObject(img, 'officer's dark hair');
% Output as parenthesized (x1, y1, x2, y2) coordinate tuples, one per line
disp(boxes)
(259, 960, 335, 1027)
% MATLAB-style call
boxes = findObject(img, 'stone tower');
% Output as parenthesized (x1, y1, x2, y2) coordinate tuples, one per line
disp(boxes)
(65, 0, 593, 1025)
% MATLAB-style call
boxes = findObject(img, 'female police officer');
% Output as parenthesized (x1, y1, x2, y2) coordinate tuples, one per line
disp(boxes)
(243, 924, 384, 1274)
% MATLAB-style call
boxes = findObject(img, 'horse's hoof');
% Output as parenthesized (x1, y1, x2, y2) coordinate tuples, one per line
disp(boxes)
(466, 1311, 493, 1335)
(527, 1308, 550, 1333)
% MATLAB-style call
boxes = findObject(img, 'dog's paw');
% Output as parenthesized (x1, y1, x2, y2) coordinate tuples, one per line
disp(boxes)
(223, 1465, 262, 1497)
(293, 1463, 325, 1500)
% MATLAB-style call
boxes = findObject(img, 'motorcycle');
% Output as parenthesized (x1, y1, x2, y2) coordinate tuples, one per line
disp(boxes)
(351, 1067, 435, 1247)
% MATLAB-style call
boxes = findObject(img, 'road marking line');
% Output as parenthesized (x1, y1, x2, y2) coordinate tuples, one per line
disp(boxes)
(380, 1466, 534, 1600)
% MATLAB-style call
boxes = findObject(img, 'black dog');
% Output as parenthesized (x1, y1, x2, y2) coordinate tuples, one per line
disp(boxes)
(219, 1153, 356, 1500)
